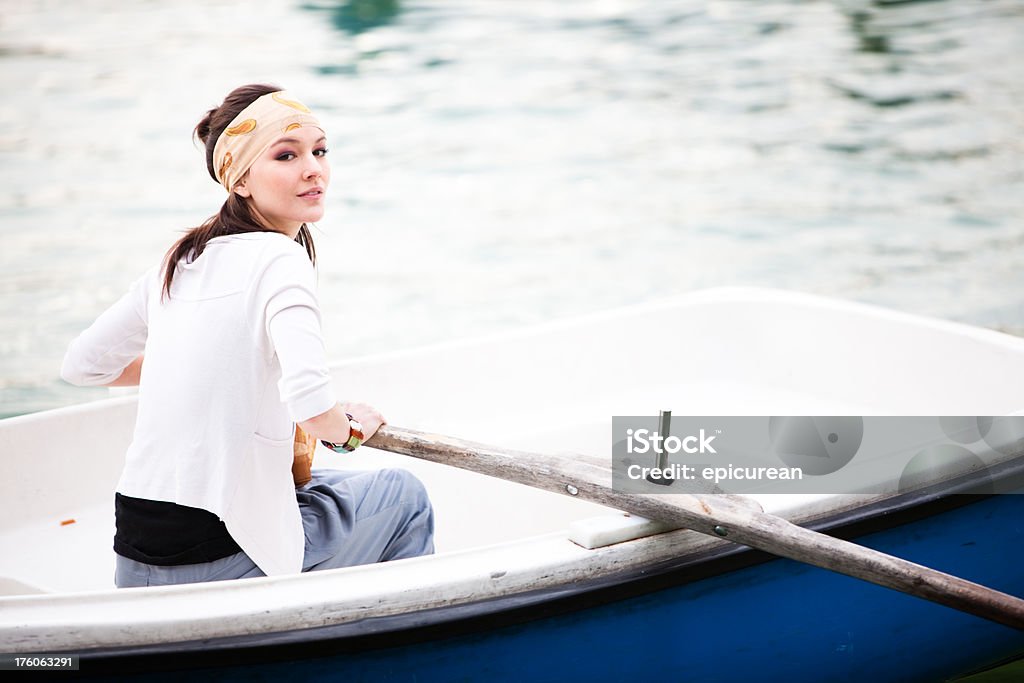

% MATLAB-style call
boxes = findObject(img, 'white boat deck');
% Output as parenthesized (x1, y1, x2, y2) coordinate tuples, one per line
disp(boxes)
(3, 288, 1024, 652)
(0, 379, 878, 596)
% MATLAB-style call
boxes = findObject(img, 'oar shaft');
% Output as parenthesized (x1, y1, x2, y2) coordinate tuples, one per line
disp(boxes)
(367, 425, 1024, 631)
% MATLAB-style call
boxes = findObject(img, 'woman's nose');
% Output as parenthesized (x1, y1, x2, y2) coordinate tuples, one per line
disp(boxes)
(302, 153, 322, 178)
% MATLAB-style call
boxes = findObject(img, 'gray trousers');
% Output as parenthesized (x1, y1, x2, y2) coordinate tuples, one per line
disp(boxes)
(115, 468, 434, 588)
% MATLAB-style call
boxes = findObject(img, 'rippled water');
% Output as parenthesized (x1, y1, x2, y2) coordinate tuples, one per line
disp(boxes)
(1, 0, 1022, 417)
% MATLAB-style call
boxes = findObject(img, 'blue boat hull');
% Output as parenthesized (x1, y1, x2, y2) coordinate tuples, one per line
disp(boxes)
(71, 488, 1024, 683)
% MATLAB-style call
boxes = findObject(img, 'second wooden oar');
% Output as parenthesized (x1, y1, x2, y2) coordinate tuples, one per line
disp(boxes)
(366, 424, 1024, 631)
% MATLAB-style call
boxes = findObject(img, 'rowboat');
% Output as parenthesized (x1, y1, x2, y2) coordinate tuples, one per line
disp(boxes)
(1, 287, 1022, 681)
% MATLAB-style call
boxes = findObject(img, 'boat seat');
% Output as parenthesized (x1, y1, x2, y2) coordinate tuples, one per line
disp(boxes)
(568, 491, 765, 549)
(568, 513, 680, 549)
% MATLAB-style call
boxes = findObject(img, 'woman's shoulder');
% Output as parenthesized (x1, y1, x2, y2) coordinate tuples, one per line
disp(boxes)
(236, 233, 316, 288)
(209, 231, 309, 262)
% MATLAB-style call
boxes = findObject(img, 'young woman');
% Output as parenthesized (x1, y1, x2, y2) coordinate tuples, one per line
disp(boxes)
(61, 84, 434, 587)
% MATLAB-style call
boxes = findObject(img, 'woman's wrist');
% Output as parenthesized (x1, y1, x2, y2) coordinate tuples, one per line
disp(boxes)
(297, 403, 350, 444)
(104, 355, 144, 387)
(321, 413, 364, 453)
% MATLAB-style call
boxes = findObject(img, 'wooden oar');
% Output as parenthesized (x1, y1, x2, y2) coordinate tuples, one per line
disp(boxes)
(367, 425, 1024, 631)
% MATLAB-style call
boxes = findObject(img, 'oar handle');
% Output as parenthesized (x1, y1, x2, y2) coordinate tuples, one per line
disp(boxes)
(367, 424, 1024, 631)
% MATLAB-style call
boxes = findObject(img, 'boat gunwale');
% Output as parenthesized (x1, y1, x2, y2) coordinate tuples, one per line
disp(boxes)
(35, 454, 1024, 672)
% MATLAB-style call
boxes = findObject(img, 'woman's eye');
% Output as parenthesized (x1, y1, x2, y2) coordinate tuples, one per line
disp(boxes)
(276, 152, 296, 161)
(314, 147, 329, 157)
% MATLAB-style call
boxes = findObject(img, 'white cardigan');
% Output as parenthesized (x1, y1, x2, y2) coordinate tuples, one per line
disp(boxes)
(61, 232, 338, 576)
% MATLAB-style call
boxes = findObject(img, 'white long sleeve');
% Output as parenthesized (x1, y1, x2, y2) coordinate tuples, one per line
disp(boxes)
(259, 245, 337, 423)
(60, 267, 153, 386)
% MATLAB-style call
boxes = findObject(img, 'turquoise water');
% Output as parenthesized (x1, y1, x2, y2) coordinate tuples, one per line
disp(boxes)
(1, 0, 1023, 418)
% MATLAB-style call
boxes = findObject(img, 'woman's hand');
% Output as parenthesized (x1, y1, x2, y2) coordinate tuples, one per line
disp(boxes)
(340, 401, 386, 440)
(298, 401, 386, 445)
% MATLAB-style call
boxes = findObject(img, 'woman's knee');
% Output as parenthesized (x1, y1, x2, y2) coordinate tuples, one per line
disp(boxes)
(380, 467, 431, 507)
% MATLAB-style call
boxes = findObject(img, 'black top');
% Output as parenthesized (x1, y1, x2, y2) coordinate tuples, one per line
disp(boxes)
(114, 493, 242, 566)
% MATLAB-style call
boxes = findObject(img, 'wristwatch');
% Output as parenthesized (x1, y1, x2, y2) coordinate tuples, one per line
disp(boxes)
(321, 413, 365, 453)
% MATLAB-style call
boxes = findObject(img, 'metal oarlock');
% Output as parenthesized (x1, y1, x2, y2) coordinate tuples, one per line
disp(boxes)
(646, 410, 674, 487)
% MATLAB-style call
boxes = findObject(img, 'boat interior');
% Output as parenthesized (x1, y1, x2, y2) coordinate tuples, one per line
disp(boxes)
(2, 288, 1022, 606)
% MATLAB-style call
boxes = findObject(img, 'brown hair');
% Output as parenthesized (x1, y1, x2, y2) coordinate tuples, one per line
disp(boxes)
(161, 83, 317, 299)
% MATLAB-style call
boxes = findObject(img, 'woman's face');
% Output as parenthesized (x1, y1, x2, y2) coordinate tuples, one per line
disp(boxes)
(235, 126, 330, 237)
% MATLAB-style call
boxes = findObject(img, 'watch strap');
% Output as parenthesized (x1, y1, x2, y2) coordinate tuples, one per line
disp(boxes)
(321, 413, 364, 453)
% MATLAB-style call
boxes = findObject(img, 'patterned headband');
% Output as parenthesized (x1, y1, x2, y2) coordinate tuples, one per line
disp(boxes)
(212, 91, 324, 192)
